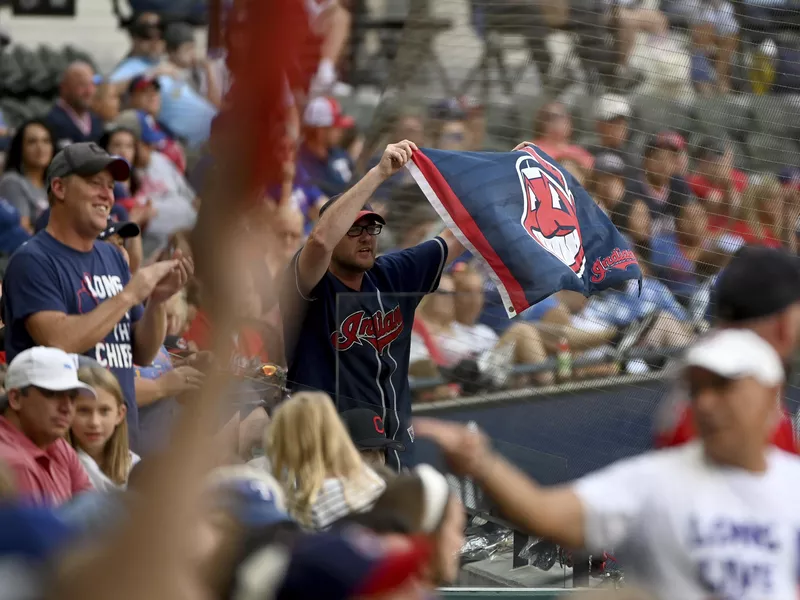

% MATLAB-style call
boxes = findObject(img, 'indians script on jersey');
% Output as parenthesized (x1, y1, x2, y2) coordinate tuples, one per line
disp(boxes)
(331, 305, 404, 354)
(406, 145, 642, 318)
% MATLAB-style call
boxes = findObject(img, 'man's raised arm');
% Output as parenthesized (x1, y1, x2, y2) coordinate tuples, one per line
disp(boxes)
(414, 418, 586, 549)
(296, 140, 417, 297)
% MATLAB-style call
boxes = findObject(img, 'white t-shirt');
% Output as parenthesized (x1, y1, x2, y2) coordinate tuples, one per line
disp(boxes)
(409, 322, 498, 368)
(574, 442, 800, 600)
(78, 449, 141, 492)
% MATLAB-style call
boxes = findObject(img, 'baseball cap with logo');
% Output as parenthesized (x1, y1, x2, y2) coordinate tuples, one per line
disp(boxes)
(45, 143, 130, 192)
(341, 409, 405, 452)
(113, 110, 167, 146)
(97, 219, 141, 242)
(5, 347, 96, 397)
(683, 329, 784, 387)
(303, 97, 355, 129)
(712, 246, 800, 323)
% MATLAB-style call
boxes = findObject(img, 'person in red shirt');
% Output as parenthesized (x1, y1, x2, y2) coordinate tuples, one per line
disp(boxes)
(686, 136, 747, 233)
(0, 346, 94, 504)
(655, 246, 800, 454)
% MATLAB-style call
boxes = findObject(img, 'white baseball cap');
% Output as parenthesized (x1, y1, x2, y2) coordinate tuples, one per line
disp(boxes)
(303, 96, 355, 129)
(683, 329, 784, 387)
(595, 93, 632, 122)
(5, 347, 96, 397)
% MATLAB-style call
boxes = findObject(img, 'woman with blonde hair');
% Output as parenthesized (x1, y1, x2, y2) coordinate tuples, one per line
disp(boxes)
(265, 392, 386, 530)
(731, 173, 784, 249)
(69, 365, 140, 491)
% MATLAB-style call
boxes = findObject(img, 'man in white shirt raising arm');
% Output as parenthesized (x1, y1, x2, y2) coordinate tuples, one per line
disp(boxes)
(417, 328, 800, 600)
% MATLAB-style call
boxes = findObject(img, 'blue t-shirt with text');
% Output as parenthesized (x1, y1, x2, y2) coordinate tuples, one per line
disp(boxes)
(2, 232, 144, 448)
(296, 145, 354, 198)
(280, 238, 447, 470)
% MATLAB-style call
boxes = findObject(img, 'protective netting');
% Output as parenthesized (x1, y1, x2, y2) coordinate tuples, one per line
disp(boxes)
(343, 0, 800, 419)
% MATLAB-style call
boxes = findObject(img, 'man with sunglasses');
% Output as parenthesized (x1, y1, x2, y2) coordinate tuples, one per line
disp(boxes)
(281, 140, 465, 470)
(0, 347, 95, 505)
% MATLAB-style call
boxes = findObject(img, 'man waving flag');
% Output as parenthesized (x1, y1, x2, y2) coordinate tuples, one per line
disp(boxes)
(407, 143, 641, 318)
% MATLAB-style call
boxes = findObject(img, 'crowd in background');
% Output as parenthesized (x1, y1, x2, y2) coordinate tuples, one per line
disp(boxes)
(0, 0, 797, 596)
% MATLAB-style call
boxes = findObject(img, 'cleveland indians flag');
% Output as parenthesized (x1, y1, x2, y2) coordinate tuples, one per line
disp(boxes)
(407, 145, 642, 318)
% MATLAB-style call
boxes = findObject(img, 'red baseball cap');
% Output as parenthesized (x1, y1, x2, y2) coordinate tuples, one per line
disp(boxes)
(319, 197, 386, 225)
(655, 130, 687, 152)
(303, 96, 355, 129)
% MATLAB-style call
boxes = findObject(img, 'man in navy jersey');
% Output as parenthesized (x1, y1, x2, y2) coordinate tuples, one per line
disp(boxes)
(281, 140, 465, 469)
(2, 142, 192, 452)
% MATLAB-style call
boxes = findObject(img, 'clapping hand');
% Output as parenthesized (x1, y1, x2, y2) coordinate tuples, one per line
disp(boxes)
(150, 249, 194, 305)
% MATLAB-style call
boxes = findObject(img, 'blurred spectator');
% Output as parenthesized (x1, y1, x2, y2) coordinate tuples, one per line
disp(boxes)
(97, 218, 143, 277)
(687, 136, 746, 231)
(531, 102, 593, 172)
(0, 120, 54, 232)
(680, 0, 740, 94)
(610, 1, 669, 87)
(109, 13, 165, 83)
(435, 118, 469, 152)
(586, 151, 650, 246)
(298, 97, 355, 197)
(119, 110, 198, 255)
(340, 408, 406, 467)
(384, 195, 441, 253)
(264, 204, 305, 279)
(659, 130, 689, 177)
(90, 82, 122, 125)
(70, 363, 140, 491)
(125, 77, 187, 174)
(372, 112, 426, 203)
(370, 464, 465, 587)
(306, 0, 353, 95)
(726, 173, 784, 249)
(587, 94, 634, 168)
(650, 200, 719, 303)
(164, 22, 223, 109)
(267, 140, 327, 232)
(412, 270, 551, 388)
(2, 143, 193, 452)
(628, 133, 692, 238)
(135, 296, 204, 456)
(0, 199, 32, 256)
(265, 392, 386, 530)
(0, 347, 94, 505)
(459, 96, 487, 151)
(46, 62, 104, 149)
(97, 125, 152, 224)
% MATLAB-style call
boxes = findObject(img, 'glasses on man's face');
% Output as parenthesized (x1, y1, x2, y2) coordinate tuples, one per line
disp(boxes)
(346, 223, 382, 237)
(24, 386, 79, 401)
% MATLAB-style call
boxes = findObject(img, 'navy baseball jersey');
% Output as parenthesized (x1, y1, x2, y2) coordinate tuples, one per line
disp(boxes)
(3, 232, 144, 449)
(281, 237, 448, 469)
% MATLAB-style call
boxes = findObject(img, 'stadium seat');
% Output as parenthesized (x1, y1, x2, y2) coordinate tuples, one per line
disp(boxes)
(631, 94, 693, 137)
(0, 98, 34, 128)
(691, 96, 753, 144)
(37, 45, 68, 96)
(25, 97, 54, 119)
(61, 45, 98, 73)
(746, 132, 800, 172)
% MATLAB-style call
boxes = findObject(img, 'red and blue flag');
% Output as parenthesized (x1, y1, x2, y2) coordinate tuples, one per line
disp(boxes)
(407, 145, 642, 318)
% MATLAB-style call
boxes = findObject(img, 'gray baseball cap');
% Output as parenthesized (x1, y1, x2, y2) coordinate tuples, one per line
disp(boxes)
(45, 142, 131, 191)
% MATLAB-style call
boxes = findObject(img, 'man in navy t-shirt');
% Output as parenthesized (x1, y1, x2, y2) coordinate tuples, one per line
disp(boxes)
(2, 142, 193, 452)
(281, 140, 464, 469)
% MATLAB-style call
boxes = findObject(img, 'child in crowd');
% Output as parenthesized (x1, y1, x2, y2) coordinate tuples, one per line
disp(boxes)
(69, 365, 140, 491)
(265, 392, 386, 530)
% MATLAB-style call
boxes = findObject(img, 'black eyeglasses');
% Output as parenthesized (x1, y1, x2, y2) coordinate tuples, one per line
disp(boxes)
(346, 223, 382, 237)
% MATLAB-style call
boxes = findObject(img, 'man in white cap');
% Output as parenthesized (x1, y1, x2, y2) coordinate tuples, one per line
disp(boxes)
(0, 347, 95, 505)
(417, 329, 800, 599)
